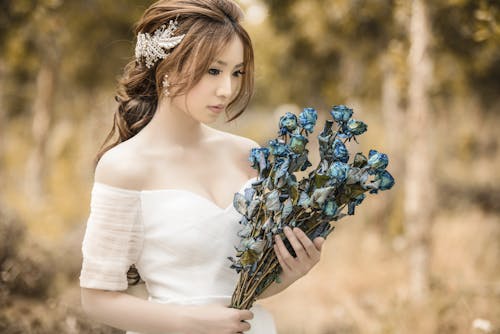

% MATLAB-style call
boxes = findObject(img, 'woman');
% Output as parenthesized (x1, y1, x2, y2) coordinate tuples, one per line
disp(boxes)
(79, 1, 325, 333)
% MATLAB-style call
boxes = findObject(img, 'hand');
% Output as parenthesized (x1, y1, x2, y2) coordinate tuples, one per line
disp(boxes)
(178, 303, 253, 334)
(274, 226, 325, 285)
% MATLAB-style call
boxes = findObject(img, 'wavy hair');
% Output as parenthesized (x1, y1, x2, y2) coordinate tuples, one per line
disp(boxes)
(95, 0, 254, 286)
(95, 0, 254, 165)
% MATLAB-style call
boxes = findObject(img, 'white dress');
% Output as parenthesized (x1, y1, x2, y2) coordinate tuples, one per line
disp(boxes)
(79, 177, 276, 334)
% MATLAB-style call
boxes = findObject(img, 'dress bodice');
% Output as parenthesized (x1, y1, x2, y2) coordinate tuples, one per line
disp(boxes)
(80, 176, 276, 333)
(135, 177, 254, 304)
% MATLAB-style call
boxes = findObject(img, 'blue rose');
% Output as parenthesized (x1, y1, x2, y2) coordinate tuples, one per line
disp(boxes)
(330, 105, 353, 123)
(367, 149, 389, 171)
(332, 138, 349, 163)
(248, 147, 270, 169)
(377, 170, 395, 190)
(337, 130, 353, 140)
(289, 134, 308, 154)
(322, 200, 338, 216)
(298, 108, 318, 132)
(346, 119, 367, 136)
(268, 139, 290, 157)
(328, 161, 350, 184)
(348, 193, 365, 215)
(279, 112, 298, 135)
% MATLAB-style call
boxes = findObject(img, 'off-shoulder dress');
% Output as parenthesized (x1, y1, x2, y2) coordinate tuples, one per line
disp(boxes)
(79, 177, 276, 334)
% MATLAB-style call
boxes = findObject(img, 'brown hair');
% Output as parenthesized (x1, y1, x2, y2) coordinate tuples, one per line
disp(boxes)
(95, 0, 254, 165)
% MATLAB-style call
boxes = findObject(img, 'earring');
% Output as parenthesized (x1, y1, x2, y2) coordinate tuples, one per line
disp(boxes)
(162, 74, 170, 97)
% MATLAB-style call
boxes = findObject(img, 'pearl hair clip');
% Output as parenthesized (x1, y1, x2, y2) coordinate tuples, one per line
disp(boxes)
(135, 18, 185, 69)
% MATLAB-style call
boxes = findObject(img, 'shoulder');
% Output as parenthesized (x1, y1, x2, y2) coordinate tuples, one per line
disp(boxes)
(211, 129, 261, 178)
(226, 131, 260, 153)
(210, 128, 260, 155)
(208, 126, 260, 150)
(94, 141, 148, 190)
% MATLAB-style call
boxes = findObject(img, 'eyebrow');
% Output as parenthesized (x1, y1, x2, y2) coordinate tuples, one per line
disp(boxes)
(215, 60, 244, 68)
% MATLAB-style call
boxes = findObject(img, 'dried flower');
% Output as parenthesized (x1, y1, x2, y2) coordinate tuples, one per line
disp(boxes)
(298, 108, 318, 132)
(346, 119, 368, 136)
(278, 112, 298, 135)
(330, 105, 353, 123)
(229, 104, 395, 310)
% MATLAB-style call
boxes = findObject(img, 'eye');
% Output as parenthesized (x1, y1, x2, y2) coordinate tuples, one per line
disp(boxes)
(208, 68, 221, 76)
(233, 70, 246, 77)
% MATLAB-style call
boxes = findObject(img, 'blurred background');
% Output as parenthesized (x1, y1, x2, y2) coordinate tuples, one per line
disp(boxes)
(0, 0, 499, 333)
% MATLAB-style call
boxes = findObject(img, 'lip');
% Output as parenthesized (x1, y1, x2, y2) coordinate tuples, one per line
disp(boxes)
(207, 105, 225, 113)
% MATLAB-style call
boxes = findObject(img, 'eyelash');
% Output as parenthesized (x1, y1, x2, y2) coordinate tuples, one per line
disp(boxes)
(208, 68, 246, 77)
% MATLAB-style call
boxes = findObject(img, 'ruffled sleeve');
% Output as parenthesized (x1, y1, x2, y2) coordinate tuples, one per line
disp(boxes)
(79, 183, 144, 291)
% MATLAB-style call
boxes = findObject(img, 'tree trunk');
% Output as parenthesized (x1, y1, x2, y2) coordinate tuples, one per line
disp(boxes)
(25, 48, 59, 205)
(0, 58, 6, 208)
(379, 45, 405, 235)
(381, 45, 405, 178)
(404, 0, 435, 302)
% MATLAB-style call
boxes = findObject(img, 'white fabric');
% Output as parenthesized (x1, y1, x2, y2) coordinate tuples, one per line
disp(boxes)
(80, 184, 144, 291)
(80, 177, 276, 334)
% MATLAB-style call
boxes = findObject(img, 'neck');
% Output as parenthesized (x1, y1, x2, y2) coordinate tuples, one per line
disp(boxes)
(138, 97, 207, 149)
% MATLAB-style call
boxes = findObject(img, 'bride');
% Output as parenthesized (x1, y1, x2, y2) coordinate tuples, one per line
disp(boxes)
(79, 1, 325, 333)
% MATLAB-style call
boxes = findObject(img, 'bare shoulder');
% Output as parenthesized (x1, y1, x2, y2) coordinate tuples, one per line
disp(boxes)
(228, 132, 260, 152)
(213, 130, 260, 155)
(94, 141, 148, 190)
(214, 129, 261, 178)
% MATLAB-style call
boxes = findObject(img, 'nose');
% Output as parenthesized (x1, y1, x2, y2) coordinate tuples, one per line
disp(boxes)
(215, 74, 232, 99)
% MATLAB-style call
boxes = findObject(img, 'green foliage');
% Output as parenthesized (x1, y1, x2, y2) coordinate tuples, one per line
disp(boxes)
(431, 0, 500, 105)
(2, 0, 498, 117)
(60, 1, 148, 90)
(0, 0, 150, 117)
(257, 0, 397, 105)
(0, 0, 37, 46)
(256, 0, 499, 109)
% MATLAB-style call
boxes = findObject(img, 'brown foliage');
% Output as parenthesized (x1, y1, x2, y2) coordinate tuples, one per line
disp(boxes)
(0, 209, 120, 333)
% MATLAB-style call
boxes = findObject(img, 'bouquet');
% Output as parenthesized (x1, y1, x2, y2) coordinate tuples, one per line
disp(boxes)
(228, 105, 395, 310)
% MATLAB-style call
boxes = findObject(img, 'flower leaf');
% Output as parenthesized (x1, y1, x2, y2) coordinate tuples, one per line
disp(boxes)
(233, 192, 248, 216)
(265, 189, 281, 212)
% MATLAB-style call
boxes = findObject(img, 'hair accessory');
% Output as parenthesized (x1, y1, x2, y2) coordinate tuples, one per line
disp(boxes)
(162, 74, 170, 96)
(135, 18, 185, 69)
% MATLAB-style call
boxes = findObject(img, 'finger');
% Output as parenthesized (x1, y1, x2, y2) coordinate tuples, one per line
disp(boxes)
(283, 226, 307, 260)
(293, 227, 319, 258)
(274, 242, 292, 272)
(238, 320, 251, 332)
(239, 310, 254, 321)
(313, 237, 325, 251)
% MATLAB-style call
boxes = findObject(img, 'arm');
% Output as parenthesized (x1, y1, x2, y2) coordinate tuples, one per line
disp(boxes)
(81, 288, 182, 333)
(257, 227, 325, 300)
(81, 288, 254, 334)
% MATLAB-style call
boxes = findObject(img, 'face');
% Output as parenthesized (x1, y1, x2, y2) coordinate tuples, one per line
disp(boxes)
(170, 36, 245, 124)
